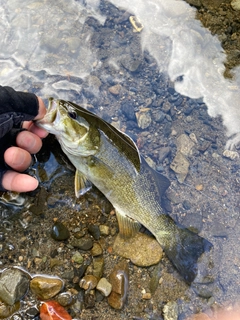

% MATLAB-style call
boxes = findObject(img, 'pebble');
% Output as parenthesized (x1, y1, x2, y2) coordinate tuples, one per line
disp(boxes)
(113, 232, 163, 267)
(30, 275, 64, 300)
(92, 257, 104, 279)
(71, 252, 84, 264)
(231, 0, 240, 10)
(96, 278, 112, 297)
(163, 301, 178, 320)
(136, 110, 152, 129)
(158, 146, 171, 162)
(121, 102, 137, 121)
(91, 242, 103, 256)
(70, 237, 93, 250)
(142, 292, 151, 300)
(0, 268, 29, 305)
(170, 151, 190, 183)
(79, 275, 98, 292)
(56, 292, 75, 307)
(99, 225, 110, 236)
(223, 149, 239, 160)
(51, 221, 70, 241)
(176, 134, 195, 156)
(108, 260, 129, 309)
(0, 299, 20, 318)
(88, 225, 100, 240)
(108, 84, 122, 95)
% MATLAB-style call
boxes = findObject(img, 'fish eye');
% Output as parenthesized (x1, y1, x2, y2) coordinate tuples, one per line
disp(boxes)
(68, 111, 77, 119)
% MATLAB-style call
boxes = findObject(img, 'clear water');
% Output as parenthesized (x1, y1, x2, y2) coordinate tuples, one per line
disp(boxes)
(0, 0, 240, 318)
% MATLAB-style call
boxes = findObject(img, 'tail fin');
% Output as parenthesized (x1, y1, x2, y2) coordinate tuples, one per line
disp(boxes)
(159, 225, 213, 283)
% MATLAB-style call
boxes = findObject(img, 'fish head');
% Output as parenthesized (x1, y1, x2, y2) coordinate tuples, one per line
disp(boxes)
(37, 98, 100, 156)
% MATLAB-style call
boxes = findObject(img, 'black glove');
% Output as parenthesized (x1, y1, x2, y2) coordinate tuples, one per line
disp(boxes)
(0, 86, 39, 191)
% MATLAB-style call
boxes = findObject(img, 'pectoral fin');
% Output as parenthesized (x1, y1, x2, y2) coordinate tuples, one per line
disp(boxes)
(115, 210, 141, 238)
(75, 170, 92, 198)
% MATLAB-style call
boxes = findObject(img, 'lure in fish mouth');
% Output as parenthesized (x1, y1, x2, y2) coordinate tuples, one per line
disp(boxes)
(37, 98, 213, 284)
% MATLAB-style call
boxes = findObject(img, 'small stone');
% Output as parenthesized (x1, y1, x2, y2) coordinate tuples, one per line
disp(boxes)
(113, 232, 163, 267)
(91, 242, 103, 257)
(71, 252, 84, 264)
(88, 225, 100, 240)
(231, 0, 240, 10)
(0, 268, 29, 305)
(51, 221, 70, 241)
(96, 278, 112, 297)
(163, 301, 178, 320)
(99, 225, 110, 236)
(70, 238, 93, 251)
(170, 151, 189, 183)
(136, 110, 152, 129)
(0, 299, 20, 318)
(108, 260, 129, 309)
(30, 276, 64, 300)
(108, 84, 122, 95)
(223, 149, 239, 160)
(56, 292, 75, 307)
(92, 257, 104, 279)
(159, 147, 171, 162)
(79, 275, 98, 292)
(142, 292, 151, 300)
(195, 184, 204, 191)
(176, 134, 195, 156)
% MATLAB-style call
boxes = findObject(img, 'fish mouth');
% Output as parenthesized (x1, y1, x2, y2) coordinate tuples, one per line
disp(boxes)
(36, 98, 61, 132)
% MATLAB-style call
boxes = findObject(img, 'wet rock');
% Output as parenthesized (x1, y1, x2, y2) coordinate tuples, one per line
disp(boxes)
(88, 224, 100, 240)
(70, 237, 93, 251)
(113, 233, 163, 267)
(79, 275, 98, 292)
(0, 299, 20, 318)
(108, 260, 129, 310)
(176, 134, 195, 156)
(163, 301, 178, 320)
(0, 268, 29, 305)
(99, 225, 110, 236)
(231, 0, 240, 10)
(40, 301, 72, 320)
(223, 149, 239, 160)
(121, 102, 137, 121)
(25, 306, 39, 318)
(71, 252, 84, 264)
(84, 290, 95, 309)
(91, 242, 103, 257)
(108, 84, 122, 95)
(56, 292, 75, 307)
(152, 110, 165, 123)
(136, 109, 152, 129)
(182, 200, 191, 210)
(121, 55, 142, 72)
(149, 263, 162, 295)
(51, 221, 70, 241)
(30, 275, 64, 300)
(159, 147, 171, 162)
(142, 292, 151, 300)
(170, 151, 190, 183)
(96, 278, 112, 297)
(92, 257, 104, 279)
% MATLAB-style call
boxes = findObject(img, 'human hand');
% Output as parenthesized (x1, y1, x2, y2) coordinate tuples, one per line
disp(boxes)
(1, 97, 48, 192)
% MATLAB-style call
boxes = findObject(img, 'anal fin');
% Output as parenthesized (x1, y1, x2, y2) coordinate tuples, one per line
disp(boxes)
(115, 210, 141, 238)
(75, 170, 92, 198)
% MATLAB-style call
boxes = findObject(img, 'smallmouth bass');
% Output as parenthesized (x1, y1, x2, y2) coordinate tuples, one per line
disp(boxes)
(37, 98, 212, 283)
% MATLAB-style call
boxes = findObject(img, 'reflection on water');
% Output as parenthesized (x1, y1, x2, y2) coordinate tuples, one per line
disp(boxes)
(0, 0, 240, 318)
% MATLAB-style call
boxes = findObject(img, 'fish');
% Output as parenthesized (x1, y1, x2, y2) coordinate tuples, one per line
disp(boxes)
(37, 98, 212, 283)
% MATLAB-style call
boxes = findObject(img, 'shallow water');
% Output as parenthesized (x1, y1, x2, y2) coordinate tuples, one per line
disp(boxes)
(0, 0, 240, 319)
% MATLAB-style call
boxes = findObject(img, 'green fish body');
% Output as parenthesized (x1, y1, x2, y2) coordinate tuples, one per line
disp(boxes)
(37, 98, 212, 283)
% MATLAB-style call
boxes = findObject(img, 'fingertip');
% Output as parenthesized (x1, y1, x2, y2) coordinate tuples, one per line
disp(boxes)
(2, 171, 39, 192)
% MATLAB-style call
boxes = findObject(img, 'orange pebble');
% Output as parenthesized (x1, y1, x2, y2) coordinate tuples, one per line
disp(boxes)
(40, 301, 72, 320)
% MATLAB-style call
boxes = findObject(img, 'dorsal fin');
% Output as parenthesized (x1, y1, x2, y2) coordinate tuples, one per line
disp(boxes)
(64, 100, 141, 172)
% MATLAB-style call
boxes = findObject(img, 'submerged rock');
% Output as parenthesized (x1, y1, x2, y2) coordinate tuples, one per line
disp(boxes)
(170, 151, 190, 183)
(30, 275, 64, 300)
(96, 278, 112, 297)
(163, 301, 178, 320)
(51, 221, 70, 241)
(113, 232, 163, 267)
(0, 268, 29, 305)
(108, 260, 129, 310)
(0, 299, 20, 319)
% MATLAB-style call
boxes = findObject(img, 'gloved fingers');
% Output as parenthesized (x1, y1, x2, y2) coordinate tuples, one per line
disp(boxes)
(1, 170, 38, 192)
(4, 147, 32, 172)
